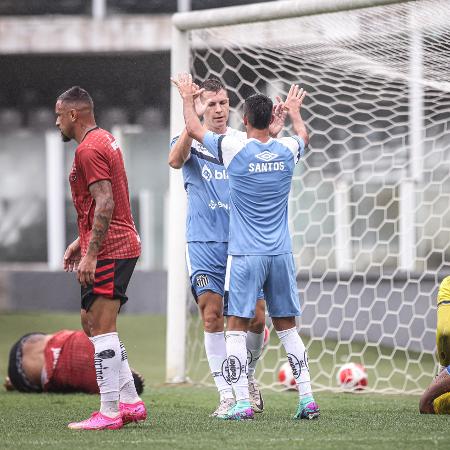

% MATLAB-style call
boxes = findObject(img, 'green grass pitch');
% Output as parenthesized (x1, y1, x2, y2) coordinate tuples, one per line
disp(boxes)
(0, 313, 447, 449)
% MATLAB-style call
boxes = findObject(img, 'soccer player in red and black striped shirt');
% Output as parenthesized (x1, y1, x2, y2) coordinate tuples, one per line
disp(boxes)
(55, 86, 146, 430)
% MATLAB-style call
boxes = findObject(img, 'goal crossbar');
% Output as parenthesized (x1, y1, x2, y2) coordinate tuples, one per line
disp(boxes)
(173, 0, 417, 31)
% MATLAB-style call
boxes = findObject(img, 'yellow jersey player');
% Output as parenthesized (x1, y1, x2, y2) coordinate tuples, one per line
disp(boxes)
(420, 276, 450, 414)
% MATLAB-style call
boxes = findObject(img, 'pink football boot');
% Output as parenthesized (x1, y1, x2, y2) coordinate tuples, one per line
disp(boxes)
(120, 401, 148, 425)
(68, 411, 123, 430)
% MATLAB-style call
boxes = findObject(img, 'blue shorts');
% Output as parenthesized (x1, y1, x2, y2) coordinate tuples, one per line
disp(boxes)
(225, 253, 300, 319)
(186, 242, 228, 300)
(186, 242, 264, 312)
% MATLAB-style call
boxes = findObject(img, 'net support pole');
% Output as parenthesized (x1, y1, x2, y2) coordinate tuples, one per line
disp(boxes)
(92, 0, 106, 20)
(334, 181, 352, 271)
(399, 180, 415, 270)
(400, 12, 423, 271)
(166, 24, 189, 383)
(138, 189, 154, 270)
(112, 125, 129, 169)
(46, 131, 66, 271)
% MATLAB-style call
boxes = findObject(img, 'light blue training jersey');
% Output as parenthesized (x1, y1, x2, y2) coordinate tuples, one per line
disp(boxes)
(202, 132, 305, 255)
(170, 127, 246, 242)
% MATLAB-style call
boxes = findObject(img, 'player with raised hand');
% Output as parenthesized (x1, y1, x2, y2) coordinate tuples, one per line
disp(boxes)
(56, 86, 146, 430)
(169, 75, 271, 416)
(173, 74, 319, 421)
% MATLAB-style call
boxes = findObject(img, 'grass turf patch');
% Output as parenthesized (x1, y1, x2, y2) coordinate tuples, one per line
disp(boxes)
(0, 312, 445, 449)
(0, 387, 447, 450)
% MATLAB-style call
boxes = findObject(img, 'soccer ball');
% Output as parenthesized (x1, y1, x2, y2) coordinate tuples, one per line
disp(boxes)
(336, 362, 368, 391)
(278, 361, 297, 390)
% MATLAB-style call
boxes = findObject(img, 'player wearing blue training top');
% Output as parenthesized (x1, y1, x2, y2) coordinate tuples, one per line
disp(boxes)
(173, 75, 319, 421)
(169, 78, 271, 416)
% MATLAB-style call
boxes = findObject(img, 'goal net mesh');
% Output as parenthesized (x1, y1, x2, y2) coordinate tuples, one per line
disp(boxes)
(184, 0, 450, 393)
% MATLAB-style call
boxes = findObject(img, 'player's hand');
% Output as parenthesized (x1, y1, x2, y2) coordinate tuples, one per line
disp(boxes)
(63, 238, 81, 272)
(283, 84, 307, 116)
(194, 86, 207, 118)
(170, 73, 204, 102)
(77, 254, 97, 288)
(269, 99, 288, 137)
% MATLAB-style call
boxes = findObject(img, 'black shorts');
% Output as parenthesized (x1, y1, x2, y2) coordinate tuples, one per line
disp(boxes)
(81, 257, 138, 311)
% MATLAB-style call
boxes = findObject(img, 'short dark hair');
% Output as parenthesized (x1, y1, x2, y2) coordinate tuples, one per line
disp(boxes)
(200, 78, 225, 93)
(243, 94, 273, 129)
(8, 333, 46, 392)
(57, 86, 94, 109)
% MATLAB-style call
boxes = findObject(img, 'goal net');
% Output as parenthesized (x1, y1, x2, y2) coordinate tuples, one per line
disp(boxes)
(168, 0, 450, 393)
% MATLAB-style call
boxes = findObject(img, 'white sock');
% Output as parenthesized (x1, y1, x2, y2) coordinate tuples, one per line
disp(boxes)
(204, 332, 234, 400)
(246, 331, 264, 381)
(276, 327, 313, 400)
(91, 332, 121, 418)
(119, 340, 140, 404)
(225, 331, 249, 402)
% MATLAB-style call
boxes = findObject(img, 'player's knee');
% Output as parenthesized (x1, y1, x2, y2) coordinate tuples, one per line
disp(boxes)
(249, 313, 265, 334)
(198, 292, 224, 332)
(202, 305, 224, 332)
(80, 310, 91, 337)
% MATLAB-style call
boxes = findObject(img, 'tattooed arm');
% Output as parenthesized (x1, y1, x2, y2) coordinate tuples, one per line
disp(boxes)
(76, 180, 114, 287)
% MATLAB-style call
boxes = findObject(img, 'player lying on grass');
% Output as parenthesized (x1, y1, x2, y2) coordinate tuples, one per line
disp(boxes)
(419, 276, 450, 414)
(169, 78, 283, 416)
(5, 328, 144, 399)
(172, 73, 319, 421)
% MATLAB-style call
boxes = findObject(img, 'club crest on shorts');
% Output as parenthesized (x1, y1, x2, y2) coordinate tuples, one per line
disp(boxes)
(196, 274, 209, 287)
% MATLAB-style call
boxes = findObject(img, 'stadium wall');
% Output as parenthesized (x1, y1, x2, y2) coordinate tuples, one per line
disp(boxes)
(0, 270, 167, 315)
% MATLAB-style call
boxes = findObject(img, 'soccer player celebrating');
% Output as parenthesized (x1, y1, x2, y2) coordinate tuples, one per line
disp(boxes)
(55, 86, 146, 430)
(173, 74, 319, 420)
(169, 79, 270, 415)
(5, 330, 144, 403)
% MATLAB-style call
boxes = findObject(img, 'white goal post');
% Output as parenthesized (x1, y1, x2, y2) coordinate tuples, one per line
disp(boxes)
(167, 0, 450, 393)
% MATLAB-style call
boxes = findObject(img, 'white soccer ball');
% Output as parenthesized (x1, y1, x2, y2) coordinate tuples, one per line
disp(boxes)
(336, 362, 368, 391)
(278, 361, 297, 390)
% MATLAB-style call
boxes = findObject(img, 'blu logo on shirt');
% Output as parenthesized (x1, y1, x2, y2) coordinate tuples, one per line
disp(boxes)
(202, 164, 229, 181)
(202, 165, 213, 181)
